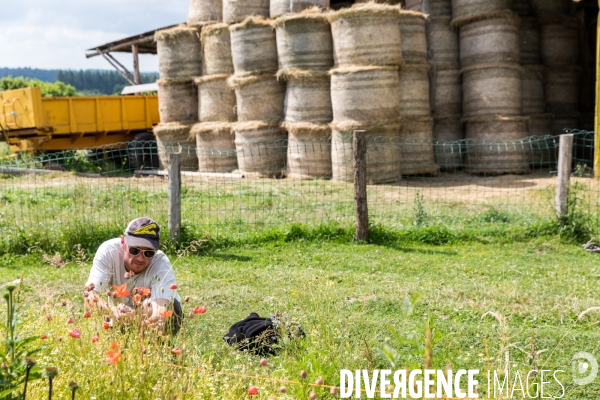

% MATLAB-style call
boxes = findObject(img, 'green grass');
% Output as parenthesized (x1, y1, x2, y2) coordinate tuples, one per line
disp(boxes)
(1, 237, 600, 398)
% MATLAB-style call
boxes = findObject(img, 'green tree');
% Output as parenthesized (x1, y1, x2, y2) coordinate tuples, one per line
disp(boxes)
(0, 76, 78, 97)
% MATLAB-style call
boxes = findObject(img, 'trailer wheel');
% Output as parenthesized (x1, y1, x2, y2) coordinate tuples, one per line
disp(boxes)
(127, 131, 159, 171)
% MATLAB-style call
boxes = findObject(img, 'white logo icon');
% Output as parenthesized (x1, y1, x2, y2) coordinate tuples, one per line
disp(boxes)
(572, 352, 598, 385)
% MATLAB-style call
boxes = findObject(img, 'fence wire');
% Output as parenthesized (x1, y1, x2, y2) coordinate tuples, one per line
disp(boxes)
(0, 130, 598, 253)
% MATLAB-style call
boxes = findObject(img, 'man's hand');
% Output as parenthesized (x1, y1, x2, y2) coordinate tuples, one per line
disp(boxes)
(144, 298, 172, 329)
(112, 303, 135, 321)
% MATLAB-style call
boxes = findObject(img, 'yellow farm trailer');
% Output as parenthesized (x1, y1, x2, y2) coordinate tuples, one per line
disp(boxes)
(0, 87, 159, 152)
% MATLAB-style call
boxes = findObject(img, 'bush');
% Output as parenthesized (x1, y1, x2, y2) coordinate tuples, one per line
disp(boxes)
(0, 76, 78, 97)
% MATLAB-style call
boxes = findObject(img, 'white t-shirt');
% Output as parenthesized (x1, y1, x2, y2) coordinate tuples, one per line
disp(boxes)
(85, 238, 181, 306)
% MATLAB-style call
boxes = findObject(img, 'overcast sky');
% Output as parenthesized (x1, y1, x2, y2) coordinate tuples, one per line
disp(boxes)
(0, 0, 189, 72)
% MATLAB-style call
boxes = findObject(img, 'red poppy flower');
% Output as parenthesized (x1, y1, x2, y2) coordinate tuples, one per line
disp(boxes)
(105, 350, 122, 365)
(83, 311, 91, 318)
(67, 317, 74, 324)
(40, 335, 48, 340)
(193, 306, 206, 314)
(68, 329, 81, 339)
(110, 342, 120, 350)
(91, 336, 99, 343)
(138, 287, 151, 297)
(132, 294, 142, 305)
(112, 284, 130, 298)
(169, 284, 178, 290)
(248, 386, 259, 396)
(160, 310, 173, 319)
(103, 322, 110, 330)
(171, 347, 182, 355)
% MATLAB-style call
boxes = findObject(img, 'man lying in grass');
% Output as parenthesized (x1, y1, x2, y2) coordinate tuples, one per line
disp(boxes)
(83, 217, 182, 334)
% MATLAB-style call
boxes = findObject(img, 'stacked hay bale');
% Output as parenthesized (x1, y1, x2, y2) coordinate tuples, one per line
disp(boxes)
(270, 0, 330, 18)
(192, 23, 238, 173)
(398, 9, 439, 175)
(274, 9, 334, 179)
(154, 25, 202, 171)
(328, 3, 404, 183)
(452, 1, 530, 175)
(427, 0, 463, 171)
(187, 0, 222, 26)
(228, 16, 287, 177)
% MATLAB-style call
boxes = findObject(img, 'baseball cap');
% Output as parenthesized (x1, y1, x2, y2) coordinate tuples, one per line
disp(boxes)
(124, 217, 160, 250)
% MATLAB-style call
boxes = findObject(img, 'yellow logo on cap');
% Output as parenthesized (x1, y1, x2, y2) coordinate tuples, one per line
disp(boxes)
(134, 223, 157, 236)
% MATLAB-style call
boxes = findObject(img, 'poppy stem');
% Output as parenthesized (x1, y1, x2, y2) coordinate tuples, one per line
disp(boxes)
(48, 377, 53, 400)
(72, 389, 76, 400)
(23, 367, 31, 400)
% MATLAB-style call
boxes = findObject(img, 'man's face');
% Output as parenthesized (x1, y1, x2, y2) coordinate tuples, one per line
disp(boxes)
(121, 236, 153, 275)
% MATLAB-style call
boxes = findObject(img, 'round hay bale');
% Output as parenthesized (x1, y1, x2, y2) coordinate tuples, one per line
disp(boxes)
(512, 0, 531, 16)
(399, 64, 431, 117)
(153, 122, 198, 171)
(278, 70, 332, 123)
(519, 17, 540, 65)
(458, 11, 520, 68)
(463, 115, 530, 175)
(429, 17, 459, 67)
(155, 26, 202, 79)
(544, 66, 581, 114)
(270, 0, 329, 18)
(229, 17, 278, 76)
(329, 4, 402, 67)
(274, 12, 334, 71)
(403, 0, 422, 11)
(233, 121, 287, 177)
(451, 0, 514, 25)
(330, 66, 401, 124)
(398, 10, 428, 65)
(283, 122, 332, 179)
(188, 0, 222, 26)
(430, 0, 452, 17)
(552, 112, 580, 136)
(527, 113, 554, 167)
(191, 122, 238, 172)
(521, 65, 545, 115)
(201, 23, 234, 75)
(157, 79, 199, 124)
(531, 0, 570, 18)
(228, 74, 286, 122)
(540, 16, 580, 67)
(195, 75, 237, 122)
(223, 0, 270, 23)
(331, 120, 401, 183)
(400, 116, 439, 176)
(432, 65, 462, 116)
(461, 63, 523, 118)
(433, 115, 464, 171)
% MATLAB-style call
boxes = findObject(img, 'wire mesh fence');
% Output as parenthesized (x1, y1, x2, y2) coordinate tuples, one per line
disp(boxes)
(1, 130, 598, 253)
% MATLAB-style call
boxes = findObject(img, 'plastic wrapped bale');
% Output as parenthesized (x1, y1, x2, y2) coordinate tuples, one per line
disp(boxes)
(331, 120, 401, 183)
(278, 70, 332, 123)
(155, 26, 202, 79)
(157, 79, 199, 124)
(191, 122, 238, 173)
(540, 16, 580, 67)
(228, 74, 285, 122)
(223, 0, 270, 23)
(330, 66, 400, 124)
(233, 121, 287, 178)
(274, 11, 333, 72)
(229, 17, 278, 76)
(329, 3, 402, 67)
(527, 114, 555, 167)
(463, 115, 531, 175)
(520, 17, 540, 65)
(521, 65, 545, 115)
(154, 122, 199, 171)
(511, 0, 530, 16)
(544, 66, 581, 114)
(399, 117, 439, 176)
(195, 75, 237, 122)
(461, 63, 523, 119)
(531, 0, 570, 18)
(457, 10, 520, 68)
(188, 0, 222, 26)
(434, 115, 464, 171)
(398, 10, 428, 65)
(283, 122, 332, 179)
(398, 63, 431, 117)
(429, 17, 459, 67)
(432, 65, 461, 116)
(201, 23, 234, 75)
(270, 0, 329, 18)
(451, 0, 514, 25)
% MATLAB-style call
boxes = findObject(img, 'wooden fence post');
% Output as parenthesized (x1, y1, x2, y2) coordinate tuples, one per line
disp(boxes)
(354, 130, 368, 241)
(555, 134, 574, 218)
(168, 152, 181, 243)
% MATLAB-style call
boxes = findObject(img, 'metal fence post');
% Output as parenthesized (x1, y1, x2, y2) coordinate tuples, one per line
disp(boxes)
(555, 134, 574, 218)
(168, 152, 181, 243)
(353, 130, 368, 241)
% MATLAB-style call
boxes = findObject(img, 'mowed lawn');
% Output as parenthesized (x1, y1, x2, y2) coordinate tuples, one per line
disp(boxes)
(1, 237, 599, 399)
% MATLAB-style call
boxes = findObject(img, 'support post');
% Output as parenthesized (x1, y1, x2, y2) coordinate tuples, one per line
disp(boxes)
(132, 44, 141, 85)
(555, 134, 574, 218)
(168, 152, 182, 244)
(354, 130, 368, 241)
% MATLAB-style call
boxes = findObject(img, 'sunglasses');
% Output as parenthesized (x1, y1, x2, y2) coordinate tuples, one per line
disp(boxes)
(127, 246, 157, 258)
